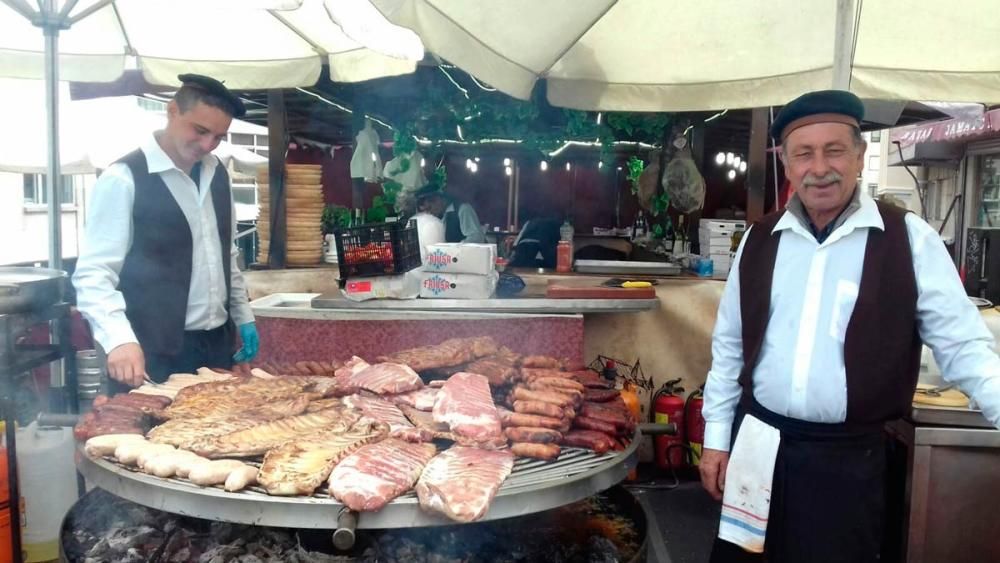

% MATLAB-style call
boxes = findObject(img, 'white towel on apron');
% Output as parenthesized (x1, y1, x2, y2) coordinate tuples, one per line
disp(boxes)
(717, 414, 781, 553)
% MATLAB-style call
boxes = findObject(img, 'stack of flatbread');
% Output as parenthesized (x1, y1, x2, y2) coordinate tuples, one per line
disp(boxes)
(258, 163, 325, 266)
(256, 165, 270, 263)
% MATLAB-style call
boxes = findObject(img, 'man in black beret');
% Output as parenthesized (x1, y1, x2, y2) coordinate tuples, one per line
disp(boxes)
(700, 90, 1000, 562)
(74, 74, 259, 388)
(415, 183, 486, 243)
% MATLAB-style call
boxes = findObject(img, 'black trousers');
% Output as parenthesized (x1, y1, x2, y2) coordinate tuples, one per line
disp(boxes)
(710, 400, 887, 563)
(145, 323, 234, 382)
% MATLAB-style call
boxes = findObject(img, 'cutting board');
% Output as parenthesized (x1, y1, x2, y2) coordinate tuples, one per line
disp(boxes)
(546, 284, 656, 299)
(913, 383, 970, 408)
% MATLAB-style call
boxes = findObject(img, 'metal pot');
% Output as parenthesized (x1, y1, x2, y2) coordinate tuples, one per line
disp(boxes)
(0, 267, 67, 314)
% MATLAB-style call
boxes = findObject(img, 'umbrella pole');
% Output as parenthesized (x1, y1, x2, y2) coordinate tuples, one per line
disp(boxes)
(44, 14, 62, 271)
(42, 0, 69, 423)
(832, 0, 857, 90)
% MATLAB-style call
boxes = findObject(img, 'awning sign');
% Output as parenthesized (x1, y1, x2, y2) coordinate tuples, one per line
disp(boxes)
(891, 109, 1000, 149)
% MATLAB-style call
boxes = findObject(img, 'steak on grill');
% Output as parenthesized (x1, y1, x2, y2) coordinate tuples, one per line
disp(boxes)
(345, 363, 423, 395)
(433, 372, 502, 442)
(258, 422, 384, 496)
(378, 337, 499, 371)
(189, 408, 361, 458)
(416, 446, 514, 523)
(386, 387, 440, 411)
(147, 396, 311, 448)
(343, 393, 433, 442)
(328, 438, 438, 511)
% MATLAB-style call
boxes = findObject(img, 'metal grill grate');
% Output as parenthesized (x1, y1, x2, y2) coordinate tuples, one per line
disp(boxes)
(78, 437, 637, 529)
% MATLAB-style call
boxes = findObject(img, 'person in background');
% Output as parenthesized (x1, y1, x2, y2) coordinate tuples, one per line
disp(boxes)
(506, 216, 562, 268)
(73, 74, 259, 388)
(413, 185, 486, 243)
(398, 188, 445, 264)
(701, 89, 1000, 562)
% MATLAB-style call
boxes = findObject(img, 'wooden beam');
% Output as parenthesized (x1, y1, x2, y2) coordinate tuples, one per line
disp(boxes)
(267, 89, 287, 269)
(747, 107, 769, 221)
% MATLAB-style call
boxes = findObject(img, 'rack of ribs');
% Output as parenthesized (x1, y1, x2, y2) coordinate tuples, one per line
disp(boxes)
(327, 438, 438, 512)
(415, 446, 514, 523)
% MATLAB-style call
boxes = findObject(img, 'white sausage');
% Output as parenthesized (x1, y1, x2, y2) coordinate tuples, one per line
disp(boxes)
(224, 465, 259, 492)
(188, 459, 245, 486)
(137, 444, 176, 469)
(143, 450, 201, 478)
(175, 454, 210, 478)
(115, 442, 171, 466)
(84, 434, 146, 457)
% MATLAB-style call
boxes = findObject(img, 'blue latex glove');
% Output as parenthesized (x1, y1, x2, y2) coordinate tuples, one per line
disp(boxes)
(233, 322, 259, 363)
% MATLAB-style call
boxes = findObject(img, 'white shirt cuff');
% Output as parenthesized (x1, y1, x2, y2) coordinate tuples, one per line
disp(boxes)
(230, 304, 255, 327)
(96, 324, 139, 355)
(704, 420, 735, 452)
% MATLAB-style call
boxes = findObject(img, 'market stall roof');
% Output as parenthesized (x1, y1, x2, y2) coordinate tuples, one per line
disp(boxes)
(74, 67, 953, 154)
(0, 0, 421, 88)
(372, 0, 1000, 111)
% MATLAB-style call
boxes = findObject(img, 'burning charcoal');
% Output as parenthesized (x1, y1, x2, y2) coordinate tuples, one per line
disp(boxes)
(167, 546, 194, 562)
(105, 547, 148, 563)
(86, 526, 162, 559)
(584, 536, 621, 562)
(198, 542, 244, 562)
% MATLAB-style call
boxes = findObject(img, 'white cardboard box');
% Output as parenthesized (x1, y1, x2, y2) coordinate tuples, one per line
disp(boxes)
(424, 243, 497, 275)
(699, 219, 746, 233)
(341, 272, 420, 302)
(420, 271, 498, 299)
(699, 238, 732, 251)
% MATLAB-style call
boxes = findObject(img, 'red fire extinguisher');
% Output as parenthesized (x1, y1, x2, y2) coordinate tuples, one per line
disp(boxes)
(652, 379, 687, 470)
(685, 385, 706, 467)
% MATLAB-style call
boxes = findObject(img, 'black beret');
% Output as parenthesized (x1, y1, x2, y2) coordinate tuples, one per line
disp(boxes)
(770, 89, 864, 140)
(413, 183, 444, 199)
(177, 73, 246, 118)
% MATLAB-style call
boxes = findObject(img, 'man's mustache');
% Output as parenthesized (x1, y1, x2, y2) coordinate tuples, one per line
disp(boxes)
(802, 173, 842, 187)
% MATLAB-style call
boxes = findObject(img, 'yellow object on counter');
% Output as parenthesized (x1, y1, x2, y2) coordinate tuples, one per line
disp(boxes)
(621, 281, 653, 288)
(913, 383, 970, 408)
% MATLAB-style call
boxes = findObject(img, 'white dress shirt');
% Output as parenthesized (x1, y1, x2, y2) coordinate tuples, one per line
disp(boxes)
(73, 133, 254, 355)
(703, 193, 1000, 451)
(446, 202, 486, 243)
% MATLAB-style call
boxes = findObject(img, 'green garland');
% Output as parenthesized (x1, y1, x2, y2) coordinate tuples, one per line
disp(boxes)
(369, 73, 677, 224)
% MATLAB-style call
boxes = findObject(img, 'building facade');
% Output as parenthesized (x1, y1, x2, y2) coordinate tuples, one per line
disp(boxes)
(0, 94, 267, 266)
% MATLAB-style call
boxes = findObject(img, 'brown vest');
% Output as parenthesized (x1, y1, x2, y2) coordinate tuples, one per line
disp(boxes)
(738, 202, 921, 423)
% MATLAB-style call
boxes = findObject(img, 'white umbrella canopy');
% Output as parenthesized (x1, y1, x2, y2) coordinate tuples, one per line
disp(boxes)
(0, 0, 421, 88)
(0, 0, 422, 267)
(377, 0, 1000, 111)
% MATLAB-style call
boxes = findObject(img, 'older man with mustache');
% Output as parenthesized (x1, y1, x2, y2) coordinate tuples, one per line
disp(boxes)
(700, 90, 1000, 563)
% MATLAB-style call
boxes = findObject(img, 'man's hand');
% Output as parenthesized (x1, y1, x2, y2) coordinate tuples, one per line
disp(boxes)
(700, 448, 730, 501)
(233, 322, 260, 363)
(107, 342, 146, 388)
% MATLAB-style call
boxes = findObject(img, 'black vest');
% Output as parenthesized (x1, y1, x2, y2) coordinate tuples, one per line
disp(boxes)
(444, 206, 463, 243)
(117, 149, 233, 355)
(738, 202, 922, 424)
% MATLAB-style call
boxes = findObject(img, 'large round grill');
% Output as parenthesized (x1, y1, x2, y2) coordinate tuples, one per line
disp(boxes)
(75, 433, 639, 529)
